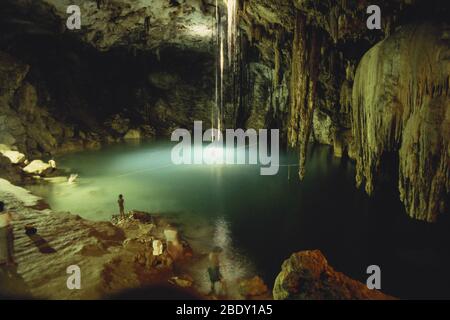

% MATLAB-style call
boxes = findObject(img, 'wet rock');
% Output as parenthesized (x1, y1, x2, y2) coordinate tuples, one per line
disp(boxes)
(124, 129, 141, 140)
(22, 160, 55, 176)
(273, 250, 393, 300)
(1, 150, 26, 164)
(239, 276, 271, 300)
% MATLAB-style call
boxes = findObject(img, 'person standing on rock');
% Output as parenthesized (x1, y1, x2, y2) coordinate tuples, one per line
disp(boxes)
(0, 201, 15, 267)
(118, 194, 125, 219)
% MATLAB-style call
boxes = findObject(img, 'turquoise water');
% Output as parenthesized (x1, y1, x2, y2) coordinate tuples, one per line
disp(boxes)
(27, 141, 450, 298)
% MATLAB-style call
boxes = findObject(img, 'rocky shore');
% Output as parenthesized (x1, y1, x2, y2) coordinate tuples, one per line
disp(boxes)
(0, 178, 196, 299)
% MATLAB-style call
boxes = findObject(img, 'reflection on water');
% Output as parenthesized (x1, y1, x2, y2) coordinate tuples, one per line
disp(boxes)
(213, 217, 250, 286)
(27, 141, 450, 299)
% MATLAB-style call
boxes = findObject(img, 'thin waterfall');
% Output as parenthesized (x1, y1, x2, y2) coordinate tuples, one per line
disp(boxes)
(226, 0, 238, 69)
(213, 0, 239, 141)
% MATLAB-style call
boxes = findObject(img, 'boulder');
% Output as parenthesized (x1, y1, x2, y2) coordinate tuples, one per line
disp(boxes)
(23, 160, 55, 176)
(239, 276, 271, 299)
(0, 150, 26, 164)
(273, 250, 393, 300)
(124, 129, 141, 140)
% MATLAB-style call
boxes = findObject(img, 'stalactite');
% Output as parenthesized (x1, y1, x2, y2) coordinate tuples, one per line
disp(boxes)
(297, 28, 320, 179)
(329, 6, 339, 44)
(273, 28, 281, 89)
(288, 12, 321, 180)
(144, 16, 150, 34)
(340, 62, 354, 114)
(352, 23, 449, 222)
(288, 13, 308, 149)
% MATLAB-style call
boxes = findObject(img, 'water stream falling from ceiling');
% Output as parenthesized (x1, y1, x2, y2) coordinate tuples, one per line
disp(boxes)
(213, 0, 238, 141)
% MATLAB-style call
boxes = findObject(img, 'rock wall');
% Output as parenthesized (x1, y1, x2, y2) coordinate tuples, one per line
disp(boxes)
(352, 23, 449, 222)
(0, 51, 76, 158)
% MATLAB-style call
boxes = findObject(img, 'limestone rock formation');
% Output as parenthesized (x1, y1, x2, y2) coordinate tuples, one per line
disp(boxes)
(352, 23, 449, 222)
(273, 250, 393, 300)
(124, 129, 141, 140)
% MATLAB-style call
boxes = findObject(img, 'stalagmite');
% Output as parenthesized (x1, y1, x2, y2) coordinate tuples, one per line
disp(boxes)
(352, 23, 449, 222)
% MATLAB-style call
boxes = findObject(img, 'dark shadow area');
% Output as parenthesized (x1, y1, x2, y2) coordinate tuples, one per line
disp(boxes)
(0, 265, 31, 299)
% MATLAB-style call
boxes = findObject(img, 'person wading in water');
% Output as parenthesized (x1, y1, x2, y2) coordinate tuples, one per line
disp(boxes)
(118, 194, 125, 219)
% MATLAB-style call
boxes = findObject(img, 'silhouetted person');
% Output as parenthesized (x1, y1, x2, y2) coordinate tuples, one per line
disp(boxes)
(207, 247, 225, 296)
(0, 201, 15, 267)
(118, 195, 125, 218)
